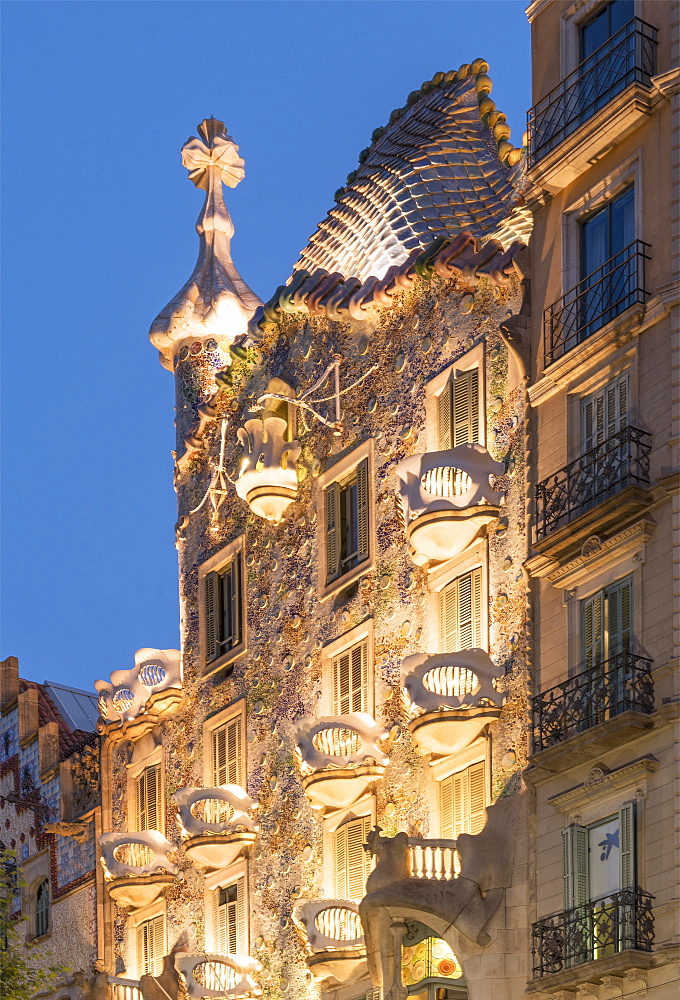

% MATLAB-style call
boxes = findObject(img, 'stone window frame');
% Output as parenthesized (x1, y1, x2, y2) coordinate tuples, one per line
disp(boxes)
(317, 439, 376, 602)
(202, 698, 247, 791)
(129, 902, 166, 980)
(204, 858, 250, 954)
(320, 620, 375, 718)
(198, 534, 247, 678)
(430, 740, 491, 838)
(424, 345, 487, 455)
(21, 850, 52, 944)
(565, 347, 638, 464)
(427, 539, 489, 655)
(322, 792, 376, 901)
(127, 736, 165, 836)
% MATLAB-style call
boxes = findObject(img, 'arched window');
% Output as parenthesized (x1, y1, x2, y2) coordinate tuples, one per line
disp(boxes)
(35, 879, 49, 938)
(402, 929, 467, 999)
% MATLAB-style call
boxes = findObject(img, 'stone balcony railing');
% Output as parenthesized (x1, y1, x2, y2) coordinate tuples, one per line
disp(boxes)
(178, 953, 262, 999)
(394, 444, 505, 566)
(401, 650, 504, 756)
(235, 414, 301, 522)
(294, 899, 367, 987)
(99, 830, 177, 908)
(295, 713, 389, 810)
(95, 648, 183, 742)
(408, 838, 458, 880)
(108, 976, 143, 1000)
(173, 785, 259, 869)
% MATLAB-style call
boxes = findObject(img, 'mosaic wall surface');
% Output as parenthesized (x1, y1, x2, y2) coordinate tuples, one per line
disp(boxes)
(109, 268, 529, 996)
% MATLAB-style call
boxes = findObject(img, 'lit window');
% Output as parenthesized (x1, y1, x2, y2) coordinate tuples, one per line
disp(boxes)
(581, 575, 632, 670)
(214, 878, 245, 954)
(333, 816, 371, 901)
(324, 459, 369, 585)
(332, 639, 369, 716)
(204, 554, 243, 665)
(439, 568, 483, 652)
(35, 880, 49, 938)
(439, 761, 486, 840)
(438, 369, 480, 450)
(136, 915, 165, 977)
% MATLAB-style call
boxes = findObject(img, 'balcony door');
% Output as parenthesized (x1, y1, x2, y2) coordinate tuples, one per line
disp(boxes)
(581, 576, 632, 724)
(580, 373, 629, 507)
(579, 186, 635, 338)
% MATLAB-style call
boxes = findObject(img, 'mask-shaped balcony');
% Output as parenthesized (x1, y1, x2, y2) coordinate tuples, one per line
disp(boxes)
(294, 899, 367, 986)
(95, 648, 183, 743)
(99, 830, 177, 908)
(178, 953, 261, 999)
(394, 445, 505, 566)
(295, 713, 389, 810)
(235, 415, 301, 522)
(401, 650, 504, 756)
(173, 785, 259, 869)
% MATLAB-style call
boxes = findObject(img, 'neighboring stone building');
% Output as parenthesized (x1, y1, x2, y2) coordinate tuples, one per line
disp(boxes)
(0, 655, 101, 998)
(522, 1, 679, 999)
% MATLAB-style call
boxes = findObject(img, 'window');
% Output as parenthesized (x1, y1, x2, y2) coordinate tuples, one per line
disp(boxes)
(34, 880, 49, 938)
(581, 575, 632, 670)
(136, 915, 165, 977)
(439, 568, 483, 653)
(440, 761, 486, 840)
(332, 639, 369, 715)
(212, 717, 243, 787)
(438, 369, 479, 450)
(579, 185, 636, 339)
(325, 459, 369, 585)
(580, 1, 634, 63)
(205, 555, 243, 665)
(581, 373, 629, 455)
(214, 878, 245, 955)
(333, 816, 371, 901)
(136, 764, 161, 832)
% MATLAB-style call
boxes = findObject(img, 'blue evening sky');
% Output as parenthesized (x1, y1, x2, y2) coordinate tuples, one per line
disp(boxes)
(1, 0, 530, 696)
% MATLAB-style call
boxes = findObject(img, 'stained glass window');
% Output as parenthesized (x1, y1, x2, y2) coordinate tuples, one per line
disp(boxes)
(402, 935, 464, 992)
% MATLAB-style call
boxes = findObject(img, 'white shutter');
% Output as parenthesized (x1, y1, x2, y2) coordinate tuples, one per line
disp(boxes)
(334, 817, 370, 901)
(214, 878, 245, 955)
(136, 764, 161, 832)
(333, 640, 368, 715)
(137, 915, 164, 976)
(212, 717, 242, 787)
(439, 568, 483, 652)
(438, 381, 452, 450)
(453, 370, 480, 446)
(440, 762, 487, 839)
(468, 761, 486, 835)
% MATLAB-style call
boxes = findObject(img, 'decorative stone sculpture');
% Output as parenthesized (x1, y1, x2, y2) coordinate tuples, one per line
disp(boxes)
(235, 415, 301, 522)
(178, 953, 261, 999)
(394, 444, 505, 565)
(294, 899, 367, 986)
(149, 118, 262, 370)
(99, 830, 177, 909)
(94, 648, 182, 741)
(295, 713, 389, 809)
(173, 785, 259, 869)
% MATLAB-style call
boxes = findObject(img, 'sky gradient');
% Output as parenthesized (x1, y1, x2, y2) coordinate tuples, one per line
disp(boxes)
(1, 0, 530, 694)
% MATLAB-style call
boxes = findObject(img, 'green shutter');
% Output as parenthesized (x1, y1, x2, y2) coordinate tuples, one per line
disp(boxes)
(562, 824, 589, 910)
(205, 571, 220, 662)
(231, 554, 242, 646)
(607, 576, 632, 656)
(325, 482, 340, 582)
(582, 590, 605, 670)
(582, 373, 629, 452)
(438, 381, 452, 450)
(618, 801, 636, 890)
(453, 370, 480, 447)
(356, 459, 369, 562)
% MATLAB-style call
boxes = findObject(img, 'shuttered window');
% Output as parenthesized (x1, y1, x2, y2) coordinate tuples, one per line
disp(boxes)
(212, 717, 243, 787)
(581, 373, 629, 453)
(214, 878, 246, 955)
(136, 764, 161, 832)
(581, 575, 632, 669)
(438, 370, 480, 450)
(205, 554, 243, 664)
(333, 816, 371, 901)
(440, 761, 486, 840)
(332, 640, 369, 715)
(562, 803, 636, 910)
(325, 459, 370, 584)
(136, 915, 165, 977)
(439, 568, 483, 652)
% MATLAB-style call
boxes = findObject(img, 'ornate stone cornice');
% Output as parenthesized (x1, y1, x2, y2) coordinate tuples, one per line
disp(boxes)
(548, 756, 659, 812)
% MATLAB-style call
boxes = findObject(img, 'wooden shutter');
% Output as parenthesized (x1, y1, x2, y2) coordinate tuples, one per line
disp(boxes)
(440, 761, 486, 839)
(214, 878, 245, 955)
(618, 801, 636, 890)
(468, 761, 486, 835)
(136, 922, 147, 975)
(356, 459, 369, 562)
(136, 764, 160, 832)
(333, 641, 368, 715)
(453, 370, 480, 447)
(137, 915, 164, 976)
(440, 775, 454, 840)
(582, 373, 629, 452)
(438, 381, 452, 449)
(229, 555, 242, 647)
(325, 482, 340, 582)
(582, 589, 605, 671)
(212, 717, 242, 787)
(606, 576, 632, 656)
(440, 569, 483, 653)
(151, 915, 164, 975)
(204, 571, 220, 662)
(334, 817, 370, 900)
(562, 824, 589, 910)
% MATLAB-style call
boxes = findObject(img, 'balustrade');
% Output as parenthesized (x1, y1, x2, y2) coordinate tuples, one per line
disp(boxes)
(108, 977, 143, 1000)
(408, 838, 458, 880)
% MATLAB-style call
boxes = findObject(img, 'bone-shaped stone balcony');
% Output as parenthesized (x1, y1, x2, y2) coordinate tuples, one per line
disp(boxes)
(173, 785, 259, 869)
(95, 648, 183, 742)
(235, 415, 301, 522)
(394, 444, 505, 565)
(294, 899, 367, 986)
(401, 650, 505, 756)
(99, 830, 177, 908)
(294, 712, 389, 810)
(178, 953, 262, 999)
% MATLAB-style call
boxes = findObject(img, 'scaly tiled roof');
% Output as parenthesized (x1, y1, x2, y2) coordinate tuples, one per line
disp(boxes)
(293, 60, 524, 284)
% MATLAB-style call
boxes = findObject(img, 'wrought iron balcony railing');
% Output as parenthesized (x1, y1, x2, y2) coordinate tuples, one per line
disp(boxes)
(544, 241, 650, 366)
(532, 652, 654, 755)
(531, 888, 654, 978)
(527, 18, 657, 166)
(534, 425, 651, 542)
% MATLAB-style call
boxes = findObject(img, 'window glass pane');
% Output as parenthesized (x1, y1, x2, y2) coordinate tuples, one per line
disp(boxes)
(588, 816, 620, 899)
(582, 204, 610, 276)
(611, 185, 635, 252)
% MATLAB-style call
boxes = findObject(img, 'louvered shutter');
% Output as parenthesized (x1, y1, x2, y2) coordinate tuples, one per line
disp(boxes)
(334, 823, 348, 898)
(468, 761, 486, 835)
(440, 762, 486, 839)
(325, 482, 340, 582)
(440, 569, 483, 653)
(440, 775, 454, 839)
(356, 460, 369, 562)
(213, 718, 242, 787)
(205, 571, 220, 662)
(440, 580, 459, 653)
(607, 577, 632, 656)
(334, 651, 351, 716)
(152, 915, 164, 975)
(453, 370, 480, 447)
(214, 887, 227, 954)
(618, 801, 636, 890)
(136, 765, 160, 832)
(334, 817, 370, 900)
(235, 877, 246, 952)
(230, 555, 242, 646)
(137, 923, 147, 975)
(562, 824, 589, 910)
(582, 373, 629, 452)
(438, 381, 452, 449)
(582, 590, 605, 670)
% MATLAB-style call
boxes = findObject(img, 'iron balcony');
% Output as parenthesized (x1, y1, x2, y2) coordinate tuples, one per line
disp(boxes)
(535, 425, 651, 543)
(544, 241, 650, 367)
(527, 18, 657, 167)
(531, 888, 654, 978)
(531, 652, 654, 756)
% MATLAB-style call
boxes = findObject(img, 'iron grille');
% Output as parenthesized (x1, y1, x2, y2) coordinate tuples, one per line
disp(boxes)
(531, 652, 654, 755)
(534, 425, 651, 541)
(544, 241, 650, 366)
(531, 888, 654, 978)
(527, 18, 657, 166)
